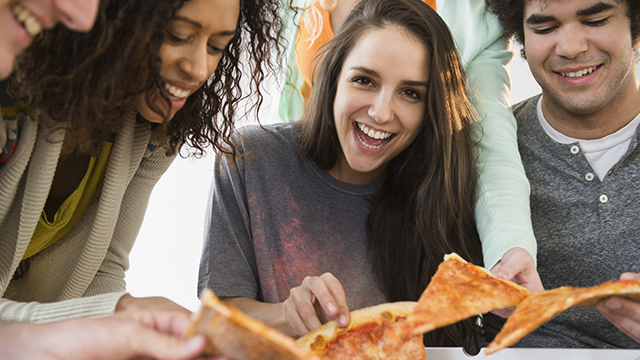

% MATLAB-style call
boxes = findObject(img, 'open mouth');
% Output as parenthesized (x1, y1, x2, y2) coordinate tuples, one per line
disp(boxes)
(354, 122, 395, 150)
(164, 83, 189, 100)
(10, 4, 43, 38)
(558, 65, 600, 78)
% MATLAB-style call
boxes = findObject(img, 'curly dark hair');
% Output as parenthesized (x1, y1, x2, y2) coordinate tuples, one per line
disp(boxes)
(295, 0, 483, 352)
(486, 0, 640, 49)
(12, 0, 283, 157)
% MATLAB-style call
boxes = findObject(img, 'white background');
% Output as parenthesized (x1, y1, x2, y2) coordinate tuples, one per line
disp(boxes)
(125, 47, 640, 312)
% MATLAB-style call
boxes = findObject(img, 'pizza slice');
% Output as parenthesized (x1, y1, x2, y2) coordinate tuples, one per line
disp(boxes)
(397, 253, 530, 338)
(296, 301, 424, 360)
(485, 279, 640, 354)
(185, 288, 319, 360)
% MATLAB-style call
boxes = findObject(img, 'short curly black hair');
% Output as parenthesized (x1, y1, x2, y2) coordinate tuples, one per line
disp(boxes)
(486, 0, 640, 49)
(13, 0, 283, 157)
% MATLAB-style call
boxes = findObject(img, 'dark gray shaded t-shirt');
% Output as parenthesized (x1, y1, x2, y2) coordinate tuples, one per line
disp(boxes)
(198, 123, 387, 310)
(484, 95, 640, 349)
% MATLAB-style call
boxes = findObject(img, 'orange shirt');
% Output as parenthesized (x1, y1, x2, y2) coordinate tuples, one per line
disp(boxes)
(295, 0, 436, 101)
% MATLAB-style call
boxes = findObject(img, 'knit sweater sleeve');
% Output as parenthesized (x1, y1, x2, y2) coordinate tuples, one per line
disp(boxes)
(437, 0, 536, 269)
(0, 292, 126, 323)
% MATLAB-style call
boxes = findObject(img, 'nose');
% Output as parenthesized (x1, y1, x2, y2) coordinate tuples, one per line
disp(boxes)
(178, 43, 215, 84)
(555, 25, 589, 59)
(53, 0, 99, 31)
(368, 91, 395, 124)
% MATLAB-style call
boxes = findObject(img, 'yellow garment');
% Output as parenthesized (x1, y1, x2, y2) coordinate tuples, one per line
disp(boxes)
(23, 142, 113, 260)
(294, 0, 436, 102)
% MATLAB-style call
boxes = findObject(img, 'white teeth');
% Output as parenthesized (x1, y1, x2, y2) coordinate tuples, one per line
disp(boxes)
(164, 83, 189, 99)
(356, 122, 393, 149)
(357, 123, 392, 140)
(560, 66, 597, 78)
(11, 4, 43, 37)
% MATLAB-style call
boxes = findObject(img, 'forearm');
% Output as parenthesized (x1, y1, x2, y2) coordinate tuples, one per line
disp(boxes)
(220, 296, 296, 338)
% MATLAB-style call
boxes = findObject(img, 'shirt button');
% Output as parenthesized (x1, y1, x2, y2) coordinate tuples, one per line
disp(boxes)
(599, 194, 608, 203)
(585, 173, 595, 181)
(570, 145, 580, 154)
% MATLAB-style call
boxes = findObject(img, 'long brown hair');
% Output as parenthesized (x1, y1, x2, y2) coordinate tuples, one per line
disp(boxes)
(295, 0, 483, 349)
(12, 0, 283, 157)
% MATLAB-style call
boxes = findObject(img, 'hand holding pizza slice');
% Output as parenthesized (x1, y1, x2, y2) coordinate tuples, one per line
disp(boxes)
(185, 288, 319, 360)
(486, 279, 640, 354)
(397, 253, 531, 339)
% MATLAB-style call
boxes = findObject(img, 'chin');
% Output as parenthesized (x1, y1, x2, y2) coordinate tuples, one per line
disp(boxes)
(136, 105, 176, 124)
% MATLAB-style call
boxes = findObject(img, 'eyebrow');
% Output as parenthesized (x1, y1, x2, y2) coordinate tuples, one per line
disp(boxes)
(350, 66, 428, 88)
(173, 16, 237, 36)
(526, 2, 616, 25)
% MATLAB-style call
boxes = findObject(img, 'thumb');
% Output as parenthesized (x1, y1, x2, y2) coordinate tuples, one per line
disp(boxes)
(491, 258, 524, 282)
(128, 330, 207, 360)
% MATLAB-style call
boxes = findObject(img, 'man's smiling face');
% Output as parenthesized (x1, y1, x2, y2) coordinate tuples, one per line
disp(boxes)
(523, 0, 637, 119)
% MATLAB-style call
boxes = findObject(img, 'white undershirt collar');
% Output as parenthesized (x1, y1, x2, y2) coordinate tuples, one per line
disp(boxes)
(536, 96, 640, 181)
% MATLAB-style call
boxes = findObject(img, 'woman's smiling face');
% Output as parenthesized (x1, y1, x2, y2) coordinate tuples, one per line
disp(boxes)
(134, 0, 239, 123)
(330, 25, 429, 184)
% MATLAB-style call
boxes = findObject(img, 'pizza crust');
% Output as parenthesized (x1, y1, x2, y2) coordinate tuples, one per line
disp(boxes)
(185, 288, 319, 360)
(486, 279, 640, 354)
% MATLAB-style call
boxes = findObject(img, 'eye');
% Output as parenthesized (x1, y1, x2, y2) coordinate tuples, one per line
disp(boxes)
(584, 17, 608, 27)
(401, 88, 421, 100)
(166, 32, 190, 44)
(207, 43, 225, 55)
(352, 76, 374, 87)
(400, 88, 423, 102)
(531, 26, 557, 35)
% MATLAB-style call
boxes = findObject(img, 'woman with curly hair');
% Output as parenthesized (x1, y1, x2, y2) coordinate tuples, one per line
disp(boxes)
(0, 0, 283, 323)
(200, 0, 483, 351)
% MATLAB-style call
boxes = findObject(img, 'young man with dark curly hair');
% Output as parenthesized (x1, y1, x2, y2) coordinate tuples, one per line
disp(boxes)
(485, 0, 640, 348)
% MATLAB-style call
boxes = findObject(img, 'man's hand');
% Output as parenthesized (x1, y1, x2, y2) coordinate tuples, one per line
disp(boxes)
(598, 273, 640, 343)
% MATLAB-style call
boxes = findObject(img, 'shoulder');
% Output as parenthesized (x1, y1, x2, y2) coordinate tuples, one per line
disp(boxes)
(235, 123, 298, 154)
(512, 95, 541, 124)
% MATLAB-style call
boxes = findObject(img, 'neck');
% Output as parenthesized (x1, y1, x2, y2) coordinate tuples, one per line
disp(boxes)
(328, 153, 386, 185)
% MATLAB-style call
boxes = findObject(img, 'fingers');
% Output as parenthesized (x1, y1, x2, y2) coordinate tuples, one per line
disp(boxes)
(491, 247, 531, 280)
(283, 273, 350, 336)
(117, 309, 192, 338)
(316, 273, 350, 327)
(490, 306, 515, 319)
(284, 290, 321, 335)
(491, 247, 544, 293)
(620, 273, 640, 281)
(599, 297, 640, 343)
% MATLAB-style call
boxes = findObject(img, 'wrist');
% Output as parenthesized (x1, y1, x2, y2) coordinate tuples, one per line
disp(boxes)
(115, 293, 136, 312)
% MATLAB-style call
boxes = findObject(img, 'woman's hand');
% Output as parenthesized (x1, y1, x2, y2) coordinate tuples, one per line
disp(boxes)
(490, 247, 544, 317)
(0, 311, 212, 360)
(598, 273, 640, 343)
(283, 273, 350, 336)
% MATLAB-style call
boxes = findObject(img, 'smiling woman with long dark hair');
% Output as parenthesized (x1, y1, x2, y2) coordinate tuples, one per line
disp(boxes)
(199, 0, 482, 350)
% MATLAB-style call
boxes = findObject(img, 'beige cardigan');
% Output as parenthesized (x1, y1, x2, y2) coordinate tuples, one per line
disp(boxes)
(0, 106, 175, 323)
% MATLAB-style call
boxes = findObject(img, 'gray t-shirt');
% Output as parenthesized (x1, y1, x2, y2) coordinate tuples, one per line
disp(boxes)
(198, 123, 387, 309)
(484, 95, 640, 349)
